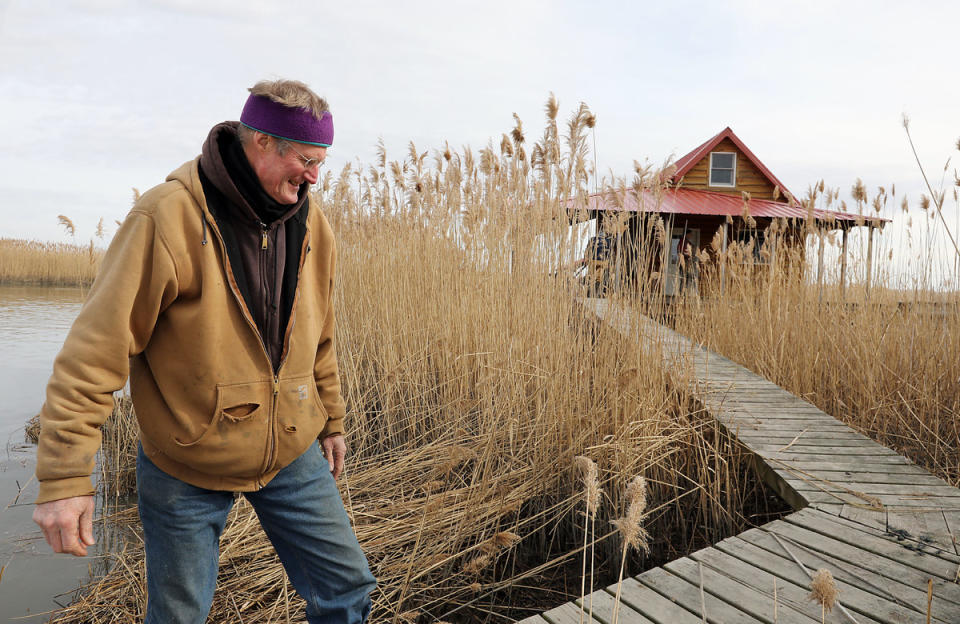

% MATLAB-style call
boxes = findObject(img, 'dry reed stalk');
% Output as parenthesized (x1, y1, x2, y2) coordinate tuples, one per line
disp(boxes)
(773, 576, 778, 623)
(574, 455, 601, 624)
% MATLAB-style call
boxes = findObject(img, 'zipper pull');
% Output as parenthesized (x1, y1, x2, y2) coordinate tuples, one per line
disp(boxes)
(274, 376, 280, 395)
(261, 230, 269, 250)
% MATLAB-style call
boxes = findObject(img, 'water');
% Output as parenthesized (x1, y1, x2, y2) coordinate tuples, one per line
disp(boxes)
(0, 285, 95, 623)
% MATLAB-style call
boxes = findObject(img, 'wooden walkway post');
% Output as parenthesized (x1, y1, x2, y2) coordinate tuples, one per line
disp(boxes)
(720, 222, 728, 297)
(816, 226, 825, 304)
(866, 225, 875, 300)
(839, 227, 849, 301)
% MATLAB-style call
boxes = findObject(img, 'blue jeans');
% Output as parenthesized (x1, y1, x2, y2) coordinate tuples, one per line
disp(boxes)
(137, 443, 376, 623)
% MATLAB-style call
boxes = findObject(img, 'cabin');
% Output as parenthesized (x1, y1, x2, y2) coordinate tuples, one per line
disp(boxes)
(574, 127, 888, 296)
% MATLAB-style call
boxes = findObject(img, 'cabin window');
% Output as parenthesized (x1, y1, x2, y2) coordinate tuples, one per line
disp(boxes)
(709, 152, 736, 187)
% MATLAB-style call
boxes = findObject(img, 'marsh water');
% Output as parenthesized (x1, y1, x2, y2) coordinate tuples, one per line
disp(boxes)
(0, 285, 94, 623)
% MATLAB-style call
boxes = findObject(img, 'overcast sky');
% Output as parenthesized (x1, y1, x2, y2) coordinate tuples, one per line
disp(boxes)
(1, 0, 958, 268)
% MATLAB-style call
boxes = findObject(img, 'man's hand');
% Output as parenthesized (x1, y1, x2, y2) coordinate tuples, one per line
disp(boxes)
(33, 495, 95, 556)
(321, 434, 346, 479)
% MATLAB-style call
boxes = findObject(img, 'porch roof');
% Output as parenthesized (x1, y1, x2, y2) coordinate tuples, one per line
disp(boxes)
(576, 187, 889, 228)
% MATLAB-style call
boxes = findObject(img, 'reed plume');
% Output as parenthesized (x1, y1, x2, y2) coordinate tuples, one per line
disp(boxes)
(57, 215, 76, 237)
(611, 475, 649, 624)
(808, 568, 839, 623)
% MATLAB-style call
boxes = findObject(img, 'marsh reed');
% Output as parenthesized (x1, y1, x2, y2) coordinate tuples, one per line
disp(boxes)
(0, 238, 102, 286)
(668, 182, 960, 486)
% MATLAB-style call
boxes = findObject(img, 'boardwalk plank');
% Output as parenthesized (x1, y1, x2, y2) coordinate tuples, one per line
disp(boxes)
(774, 470, 948, 487)
(542, 601, 606, 624)
(784, 480, 960, 498)
(940, 511, 960, 556)
(712, 405, 831, 416)
(573, 589, 657, 624)
(773, 513, 959, 580)
(790, 508, 960, 564)
(719, 420, 852, 431)
(767, 459, 925, 472)
(611, 578, 705, 624)
(736, 437, 884, 449)
(886, 508, 957, 554)
(757, 451, 908, 462)
(837, 504, 887, 531)
(734, 430, 873, 441)
(739, 526, 960, 608)
(717, 531, 957, 620)
(667, 553, 823, 623)
(691, 543, 892, 624)
(637, 566, 765, 624)
(515, 616, 551, 624)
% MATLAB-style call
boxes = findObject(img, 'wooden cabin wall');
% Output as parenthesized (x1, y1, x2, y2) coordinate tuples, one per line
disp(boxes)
(594, 212, 814, 294)
(679, 138, 778, 200)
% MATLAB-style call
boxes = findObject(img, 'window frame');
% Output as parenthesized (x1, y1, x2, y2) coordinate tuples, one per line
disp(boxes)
(708, 152, 737, 188)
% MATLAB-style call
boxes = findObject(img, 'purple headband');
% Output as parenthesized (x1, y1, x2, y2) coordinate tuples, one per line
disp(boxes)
(239, 94, 333, 147)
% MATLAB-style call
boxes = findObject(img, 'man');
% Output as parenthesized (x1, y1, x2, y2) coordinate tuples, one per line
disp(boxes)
(32, 79, 376, 623)
(575, 229, 615, 296)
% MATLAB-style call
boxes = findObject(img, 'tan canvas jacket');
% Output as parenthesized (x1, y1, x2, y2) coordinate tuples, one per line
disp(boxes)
(35, 158, 345, 504)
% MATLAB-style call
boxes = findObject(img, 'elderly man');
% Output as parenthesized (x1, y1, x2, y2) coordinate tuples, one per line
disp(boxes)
(32, 79, 376, 623)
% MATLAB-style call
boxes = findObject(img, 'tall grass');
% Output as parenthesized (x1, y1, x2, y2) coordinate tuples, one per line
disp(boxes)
(0, 238, 102, 286)
(668, 184, 960, 486)
(43, 101, 779, 623)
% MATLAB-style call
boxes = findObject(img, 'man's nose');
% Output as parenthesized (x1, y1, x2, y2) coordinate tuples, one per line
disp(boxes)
(304, 165, 319, 185)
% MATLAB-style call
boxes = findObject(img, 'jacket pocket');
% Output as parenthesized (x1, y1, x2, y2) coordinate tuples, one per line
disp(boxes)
(170, 380, 272, 476)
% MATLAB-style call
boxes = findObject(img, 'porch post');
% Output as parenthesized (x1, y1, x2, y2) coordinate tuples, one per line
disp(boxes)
(769, 227, 777, 282)
(840, 227, 849, 301)
(866, 224, 875, 300)
(817, 225, 825, 304)
(721, 222, 728, 296)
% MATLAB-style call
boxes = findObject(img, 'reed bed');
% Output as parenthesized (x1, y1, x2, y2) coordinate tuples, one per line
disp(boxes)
(0, 237, 103, 286)
(43, 101, 783, 623)
(667, 187, 960, 486)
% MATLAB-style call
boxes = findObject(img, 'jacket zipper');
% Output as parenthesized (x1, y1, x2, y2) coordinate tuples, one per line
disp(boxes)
(261, 226, 311, 478)
(206, 215, 274, 368)
(204, 210, 282, 487)
(262, 375, 279, 480)
(202, 202, 312, 487)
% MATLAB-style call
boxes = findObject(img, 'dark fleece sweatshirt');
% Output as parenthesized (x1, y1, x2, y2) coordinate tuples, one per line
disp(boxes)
(197, 121, 309, 371)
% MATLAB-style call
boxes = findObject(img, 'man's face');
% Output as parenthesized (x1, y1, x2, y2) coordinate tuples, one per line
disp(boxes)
(252, 135, 327, 204)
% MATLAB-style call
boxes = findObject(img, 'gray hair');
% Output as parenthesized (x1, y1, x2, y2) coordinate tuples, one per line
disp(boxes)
(248, 79, 329, 119)
(237, 123, 293, 155)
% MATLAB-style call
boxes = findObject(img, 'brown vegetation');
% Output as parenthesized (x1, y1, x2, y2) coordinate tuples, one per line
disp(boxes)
(670, 217, 960, 487)
(0, 238, 102, 286)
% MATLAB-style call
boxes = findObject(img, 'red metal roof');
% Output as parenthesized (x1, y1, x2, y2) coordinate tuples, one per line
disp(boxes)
(576, 187, 889, 227)
(670, 127, 795, 200)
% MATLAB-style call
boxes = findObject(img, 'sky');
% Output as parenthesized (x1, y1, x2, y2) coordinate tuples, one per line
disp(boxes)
(1, 0, 958, 274)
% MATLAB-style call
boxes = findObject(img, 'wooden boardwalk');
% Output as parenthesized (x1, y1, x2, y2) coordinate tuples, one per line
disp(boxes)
(518, 299, 960, 623)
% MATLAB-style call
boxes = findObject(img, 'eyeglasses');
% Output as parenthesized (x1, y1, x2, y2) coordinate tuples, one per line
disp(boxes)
(287, 143, 325, 170)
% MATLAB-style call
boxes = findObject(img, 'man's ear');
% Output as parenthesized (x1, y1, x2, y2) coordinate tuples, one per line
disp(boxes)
(255, 131, 272, 152)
